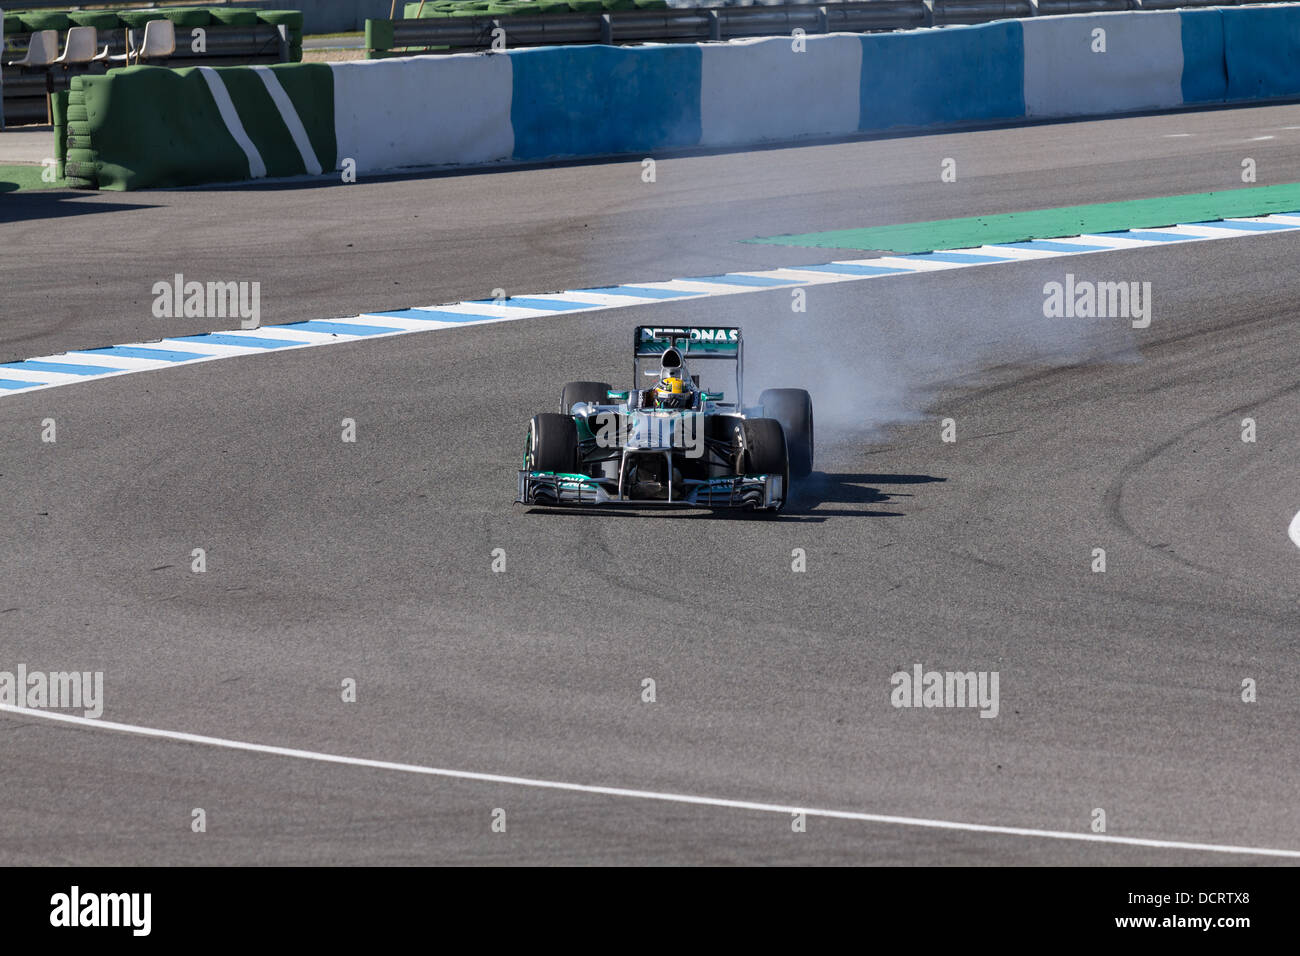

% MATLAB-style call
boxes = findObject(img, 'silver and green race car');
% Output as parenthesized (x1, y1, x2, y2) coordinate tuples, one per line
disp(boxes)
(516, 325, 813, 512)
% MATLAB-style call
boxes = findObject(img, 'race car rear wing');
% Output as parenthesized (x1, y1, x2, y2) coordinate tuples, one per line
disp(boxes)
(634, 326, 742, 358)
(634, 326, 743, 404)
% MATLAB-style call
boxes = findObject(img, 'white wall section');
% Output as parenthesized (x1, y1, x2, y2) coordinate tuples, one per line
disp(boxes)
(331, 54, 515, 173)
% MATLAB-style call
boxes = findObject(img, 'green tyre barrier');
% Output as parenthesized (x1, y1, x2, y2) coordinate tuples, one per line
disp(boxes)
(18, 11, 71, 32)
(71, 63, 336, 189)
(119, 10, 168, 28)
(69, 12, 125, 30)
(65, 80, 96, 189)
(51, 90, 69, 179)
(155, 8, 213, 28)
(209, 9, 261, 26)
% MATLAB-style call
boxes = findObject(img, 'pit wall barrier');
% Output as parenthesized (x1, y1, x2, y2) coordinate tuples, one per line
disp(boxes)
(66, 6, 1300, 189)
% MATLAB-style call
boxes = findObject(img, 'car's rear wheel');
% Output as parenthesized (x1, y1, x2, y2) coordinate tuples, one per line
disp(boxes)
(759, 388, 814, 478)
(560, 381, 612, 413)
(742, 418, 789, 512)
(525, 414, 578, 473)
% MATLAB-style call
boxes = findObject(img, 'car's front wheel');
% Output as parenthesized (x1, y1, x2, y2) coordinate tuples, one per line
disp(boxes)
(742, 418, 789, 512)
(525, 413, 577, 474)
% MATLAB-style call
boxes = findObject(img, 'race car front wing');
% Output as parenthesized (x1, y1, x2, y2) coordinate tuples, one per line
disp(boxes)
(516, 470, 785, 510)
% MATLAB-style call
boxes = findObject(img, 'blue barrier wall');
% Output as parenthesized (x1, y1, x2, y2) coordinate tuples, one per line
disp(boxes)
(859, 21, 1025, 131)
(510, 45, 704, 161)
(1221, 6, 1300, 101)
(1180, 9, 1228, 104)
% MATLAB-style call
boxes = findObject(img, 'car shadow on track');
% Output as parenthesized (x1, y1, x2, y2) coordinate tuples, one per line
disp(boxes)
(519, 471, 944, 522)
(782, 471, 944, 518)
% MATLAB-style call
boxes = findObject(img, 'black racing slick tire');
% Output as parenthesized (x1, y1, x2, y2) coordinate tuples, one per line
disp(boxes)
(559, 381, 612, 413)
(759, 388, 814, 479)
(525, 414, 577, 474)
(742, 418, 789, 512)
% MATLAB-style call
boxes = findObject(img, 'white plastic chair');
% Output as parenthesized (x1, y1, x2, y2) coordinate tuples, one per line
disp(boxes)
(7, 31, 62, 124)
(92, 30, 130, 65)
(6, 29, 59, 67)
(53, 26, 98, 67)
(137, 19, 176, 62)
(94, 18, 176, 66)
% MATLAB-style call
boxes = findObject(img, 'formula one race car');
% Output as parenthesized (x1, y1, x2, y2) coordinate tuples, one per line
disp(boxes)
(516, 326, 813, 512)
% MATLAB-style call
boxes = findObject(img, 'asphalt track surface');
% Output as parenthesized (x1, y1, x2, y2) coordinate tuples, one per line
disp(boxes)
(2, 104, 1299, 865)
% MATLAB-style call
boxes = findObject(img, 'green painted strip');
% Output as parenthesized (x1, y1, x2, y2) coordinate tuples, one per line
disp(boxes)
(746, 183, 1300, 254)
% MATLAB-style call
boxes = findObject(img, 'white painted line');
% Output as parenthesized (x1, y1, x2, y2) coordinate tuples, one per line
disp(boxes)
(1236, 214, 1300, 226)
(758, 267, 866, 284)
(1289, 510, 1300, 550)
(359, 315, 467, 331)
(868, 256, 968, 273)
(420, 301, 579, 319)
(633, 279, 762, 295)
(259, 328, 363, 344)
(1151, 223, 1250, 240)
(531, 291, 667, 308)
(345, 313, 458, 331)
(51, 353, 175, 372)
(220, 327, 336, 344)
(964, 244, 1062, 260)
(153, 339, 284, 358)
(1, 704, 1297, 859)
(0, 366, 96, 385)
(1072, 234, 1172, 249)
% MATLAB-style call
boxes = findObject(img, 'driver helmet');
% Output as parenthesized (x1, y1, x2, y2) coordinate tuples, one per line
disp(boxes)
(653, 376, 693, 409)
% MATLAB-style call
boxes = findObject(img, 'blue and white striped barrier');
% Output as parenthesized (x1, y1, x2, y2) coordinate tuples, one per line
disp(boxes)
(326, 6, 1300, 177)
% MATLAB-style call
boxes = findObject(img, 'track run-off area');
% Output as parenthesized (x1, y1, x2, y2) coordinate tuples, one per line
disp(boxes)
(2, 103, 1299, 864)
